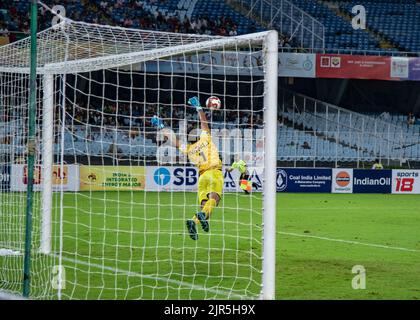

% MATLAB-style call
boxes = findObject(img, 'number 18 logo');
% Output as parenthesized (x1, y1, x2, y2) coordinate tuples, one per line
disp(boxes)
(395, 178, 414, 192)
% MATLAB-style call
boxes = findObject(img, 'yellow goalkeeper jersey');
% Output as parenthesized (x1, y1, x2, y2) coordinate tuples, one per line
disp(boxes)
(180, 130, 222, 175)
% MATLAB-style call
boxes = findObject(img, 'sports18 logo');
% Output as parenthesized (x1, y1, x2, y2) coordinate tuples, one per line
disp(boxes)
(395, 178, 414, 192)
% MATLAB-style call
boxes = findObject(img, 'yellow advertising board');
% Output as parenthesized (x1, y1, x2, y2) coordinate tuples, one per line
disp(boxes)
(80, 166, 145, 191)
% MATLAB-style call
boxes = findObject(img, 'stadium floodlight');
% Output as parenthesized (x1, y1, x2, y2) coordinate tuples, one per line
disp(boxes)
(0, 19, 277, 300)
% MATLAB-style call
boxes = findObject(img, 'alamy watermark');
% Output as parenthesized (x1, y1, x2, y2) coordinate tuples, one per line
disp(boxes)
(351, 265, 366, 289)
(156, 120, 264, 166)
(51, 265, 66, 290)
(51, 5, 66, 30)
(351, 5, 366, 30)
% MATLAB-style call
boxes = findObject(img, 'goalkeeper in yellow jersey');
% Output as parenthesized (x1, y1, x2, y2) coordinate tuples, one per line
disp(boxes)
(226, 159, 258, 194)
(151, 96, 223, 240)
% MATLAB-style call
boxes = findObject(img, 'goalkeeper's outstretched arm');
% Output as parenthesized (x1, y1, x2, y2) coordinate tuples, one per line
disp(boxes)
(152, 96, 209, 150)
(188, 96, 210, 133)
(198, 109, 210, 133)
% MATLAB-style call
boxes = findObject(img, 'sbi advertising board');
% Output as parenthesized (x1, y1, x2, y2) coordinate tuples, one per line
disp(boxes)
(146, 166, 199, 192)
(146, 166, 264, 192)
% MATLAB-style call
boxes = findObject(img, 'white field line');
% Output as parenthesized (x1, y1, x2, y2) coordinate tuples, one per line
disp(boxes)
(0, 290, 28, 300)
(0, 249, 22, 256)
(57, 255, 247, 299)
(279, 231, 420, 253)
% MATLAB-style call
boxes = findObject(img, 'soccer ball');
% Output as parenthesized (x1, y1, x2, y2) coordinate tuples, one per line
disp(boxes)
(206, 96, 221, 110)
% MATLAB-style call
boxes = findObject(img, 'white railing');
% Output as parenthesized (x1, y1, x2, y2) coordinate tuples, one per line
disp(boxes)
(279, 90, 420, 166)
(233, 0, 325, 49)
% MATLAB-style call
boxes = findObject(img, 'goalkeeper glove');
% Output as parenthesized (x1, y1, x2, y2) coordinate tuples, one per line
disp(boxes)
(188, 96, 202, 111)
(151, 115, 165, 129)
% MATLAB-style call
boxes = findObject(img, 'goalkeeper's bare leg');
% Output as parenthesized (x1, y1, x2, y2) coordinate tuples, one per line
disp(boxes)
(187, 192, 220, 240)
(198, 192, 221, 230)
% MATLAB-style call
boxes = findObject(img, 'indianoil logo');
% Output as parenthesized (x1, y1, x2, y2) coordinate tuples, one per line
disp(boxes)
(336, 171, 351, 187)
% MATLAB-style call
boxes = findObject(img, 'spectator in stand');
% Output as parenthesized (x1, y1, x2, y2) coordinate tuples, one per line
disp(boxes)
(123, 17, 133, 27)
(283, 36, 292, 48)
(249, 22, 256, 33)
(407, 112, 415, 125)
(23, 22, 30, 35)
(229, 25, 238, 36)
(115, 0, 124, 9)
(200, 16, 208, 29)
(0, 23, 10, 36)
(302, 141, 311, 149)
(372, 159, 383, 170)
(219, 26, 227, 36)
(0, 0, 258, 45)
(100, 1, 108, 10)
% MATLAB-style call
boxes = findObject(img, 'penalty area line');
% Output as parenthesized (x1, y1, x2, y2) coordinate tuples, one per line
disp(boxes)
(279, 231, 420, 253)
(56, 255, 247, 299)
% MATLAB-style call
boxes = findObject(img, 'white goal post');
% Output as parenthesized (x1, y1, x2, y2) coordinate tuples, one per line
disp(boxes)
(262, 30, 278, 300)
(0, 20, 277, 300)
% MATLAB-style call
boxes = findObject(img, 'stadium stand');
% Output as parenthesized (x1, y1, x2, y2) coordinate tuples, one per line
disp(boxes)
(1, 1, 420, 165)
(39, 108, 417, 163)
(236, 0, 379, 51)
(279, 91, 420, 162)
(337, 0, 420, 52)
(4, 104, 416, 164)
(293, 0, 380, 51)
(2, 112, 418, 164)
(236, 0, 415, 53)
(277, 125, 363, 162)
(0, 0, 262, 39)
(2, 0, 418, 53)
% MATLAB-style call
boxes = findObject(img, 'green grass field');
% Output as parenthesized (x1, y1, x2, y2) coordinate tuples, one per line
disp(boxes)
(1, 192, 420, 299)
(278, 193, 420, 300)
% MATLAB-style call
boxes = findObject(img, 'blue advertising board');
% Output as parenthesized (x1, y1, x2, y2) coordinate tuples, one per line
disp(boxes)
(0, 165, 10, 191)
(277, 168, 332, 193)
(353, 169, 392, 194)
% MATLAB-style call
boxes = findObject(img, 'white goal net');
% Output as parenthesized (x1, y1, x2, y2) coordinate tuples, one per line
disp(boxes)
(0, 20, 277, 300)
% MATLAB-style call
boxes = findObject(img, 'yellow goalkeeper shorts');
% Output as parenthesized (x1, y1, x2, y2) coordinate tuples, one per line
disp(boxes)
(198, 169, 224, 204)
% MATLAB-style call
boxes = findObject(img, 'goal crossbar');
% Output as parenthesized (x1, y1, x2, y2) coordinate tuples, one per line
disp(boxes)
(0, 19, 272, 75)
